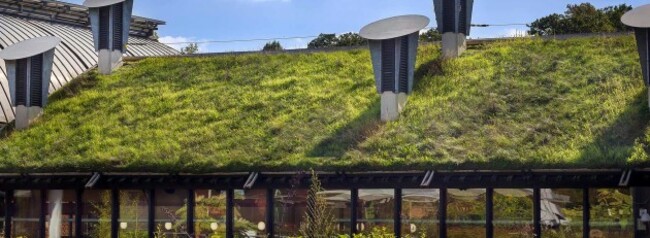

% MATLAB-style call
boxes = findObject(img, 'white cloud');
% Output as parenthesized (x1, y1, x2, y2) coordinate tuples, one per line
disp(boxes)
(159, 36, 209, 53)
(504, 28, 529, 38)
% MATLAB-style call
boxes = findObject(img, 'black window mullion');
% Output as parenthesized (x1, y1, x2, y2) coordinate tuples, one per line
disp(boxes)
(351, 189, 358, 236)
(75, 189, 83, 238)
(394, 188, 402, 237)
(583, 188, 590, 238)
(4, 190, 13, 238)
(266, 189, 275, 237)
(486, 188, 494, 238)
(187, 189, 195, 236)
(39, 190, 46, 238)
(147, 189, 155, 238)
(111, 189, 119, 238)
(533, 188, 541, 237)
(226, 189, 234, 238)
(439, 188, 447, 238)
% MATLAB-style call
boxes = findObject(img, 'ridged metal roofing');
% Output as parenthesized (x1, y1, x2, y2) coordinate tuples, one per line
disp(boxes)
(0, 14, 178, 123)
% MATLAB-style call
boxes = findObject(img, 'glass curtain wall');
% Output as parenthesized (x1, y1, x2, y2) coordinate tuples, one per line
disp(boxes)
(402, 189, 439, 238)
(589, 188, 634, 238)
(118, 190, 149, 237)
(357, 189, 394, 234)
(447, 189, 486, 238)
(234, 189, 267, 238)
(194, 189, 227, 237)
(44, 190, 76, 237)
(541, 189, 584, 238)
(493, 189, 534, 237)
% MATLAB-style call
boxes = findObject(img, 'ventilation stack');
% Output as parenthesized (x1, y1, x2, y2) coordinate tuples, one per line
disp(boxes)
(84, 0, 134, 75)
(622, 5, 650, 109)
(433, 0, 474, 59)
(0, 36, 60, 130)
(360, 15, 430, 122)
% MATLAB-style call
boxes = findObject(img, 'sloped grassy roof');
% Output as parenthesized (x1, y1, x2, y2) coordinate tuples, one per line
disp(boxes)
(1, 36, 649, 173)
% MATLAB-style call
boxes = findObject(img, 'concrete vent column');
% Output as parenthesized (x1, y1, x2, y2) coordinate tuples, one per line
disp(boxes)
(442, 32, 467, 59)
(0, 36, 60, 130)
(86, 0, 134, 75)
(98, 49, 124, 75)
(360, 15, 430, 122)
(622, 4, 650, 109)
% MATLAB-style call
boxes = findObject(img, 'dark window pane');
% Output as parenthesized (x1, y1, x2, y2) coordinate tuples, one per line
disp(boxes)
(357, 189, 394, 234)
(118, 190, 149, 237)
(81, 190, 111, 238)
(494, 189, 534, 237)
(234, 189, 267, 238)
(155, 189, 188, 236)
(590, 189, 634, 238)
(541, 189, 583, 238)
(13, 190, 42, 237)
(447, 189, 486, 238)
(402, 189, 439, 238)
(194, 189, 227, 237)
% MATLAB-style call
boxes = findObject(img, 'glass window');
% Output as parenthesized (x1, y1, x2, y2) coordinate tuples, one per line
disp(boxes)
(13, 190, 42, 237)
(275, 189, 308, 237)
(155, 189, 188, 236)
(45, 190, 76, 237)
(357, 189, 394, 235)
(194, 189, 227, 237)
(590, 188, 633, 238)
(119, 190, 149, 237)
(447, 189, 486, 238)
(494, 189, 534, 237)
(402, 189, 439, 238)
(234, 189, 267, 238)
(541, 189, 583, 238)
(81, 190, 111, 238)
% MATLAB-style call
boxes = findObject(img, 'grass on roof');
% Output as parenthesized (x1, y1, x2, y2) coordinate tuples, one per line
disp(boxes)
(0, 36, 649, 173)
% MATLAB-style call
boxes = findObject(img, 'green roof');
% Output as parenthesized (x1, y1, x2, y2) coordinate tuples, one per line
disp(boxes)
(1, 36, 649, 173)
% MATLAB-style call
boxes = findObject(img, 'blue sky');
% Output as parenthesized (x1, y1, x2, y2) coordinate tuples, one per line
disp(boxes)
(65, 0, 646, 52)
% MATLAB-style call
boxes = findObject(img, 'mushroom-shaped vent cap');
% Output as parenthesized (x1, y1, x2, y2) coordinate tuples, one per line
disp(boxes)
(0, 36, 60, 61)
(622, 4, 650, 28)
(83, 0, 127, 8)
(360, 15, 430, 40)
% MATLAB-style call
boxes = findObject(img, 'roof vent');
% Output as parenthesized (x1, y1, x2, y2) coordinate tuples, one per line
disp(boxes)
(360, 15, 430, 122)
(0, 36, 60, 130)
(84, 0, 134, 75)
(433, 0, 474, 58)
(622, 5, 650, 108)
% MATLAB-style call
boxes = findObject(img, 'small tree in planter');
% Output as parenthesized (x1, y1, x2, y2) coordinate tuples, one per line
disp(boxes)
(299, 170, 337, 238)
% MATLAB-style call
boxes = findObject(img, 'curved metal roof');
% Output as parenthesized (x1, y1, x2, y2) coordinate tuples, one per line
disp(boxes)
(0, 14, 178, 123)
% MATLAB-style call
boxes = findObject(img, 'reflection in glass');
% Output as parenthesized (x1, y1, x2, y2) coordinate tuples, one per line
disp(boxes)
(234, 189, 267, 238)
(494, 189, 533, 237)
(275, 189, 308, 237)
(119, 190, 149, 237)
(402, 189, 439, 238)
(194, 189, 227, 237)
(81, 190, 111, 238)
(45, 190, 76, 237)
(541, 189, 583, 238)
(155, 189, 188, 236)
(590, 189, 633, 238)
(447, 189, 486, 238)
(13, 190, 42, 237)
(357, 189, 394, 234)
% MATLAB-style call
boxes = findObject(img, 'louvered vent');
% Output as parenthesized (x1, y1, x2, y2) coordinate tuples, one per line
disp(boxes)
(381, 39, 396, 92)
(112, 3, 124, 51)
(442, 0, 456, 33)
(99, 6, 110, 49)
(398, 36, 409, 93)
(15, 59, 28, 106)
(458, 0, 467, 34)
(636, 28, 650, 85)
(29, 55, 44, 107)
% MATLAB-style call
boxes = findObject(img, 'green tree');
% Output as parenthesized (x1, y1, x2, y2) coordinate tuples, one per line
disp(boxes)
(528, 3, 632, 36)
(335, 32, 367, 47)
(262, 41, 283, 51)
(308, 34, 337, 49)
(419, 28, 442, 42)
(180, 43, 199, 55)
